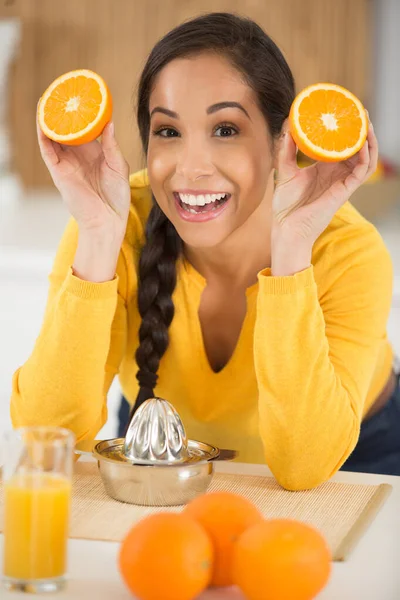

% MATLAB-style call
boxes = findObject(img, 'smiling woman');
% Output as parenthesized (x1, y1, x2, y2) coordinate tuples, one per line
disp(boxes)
(10, 12, 399, 490)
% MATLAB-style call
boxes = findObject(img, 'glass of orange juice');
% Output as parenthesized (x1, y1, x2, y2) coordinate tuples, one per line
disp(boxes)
(2, 427, 75, 593)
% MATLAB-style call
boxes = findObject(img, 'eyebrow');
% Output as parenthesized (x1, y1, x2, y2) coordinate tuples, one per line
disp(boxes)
(150, 101, 251, 120)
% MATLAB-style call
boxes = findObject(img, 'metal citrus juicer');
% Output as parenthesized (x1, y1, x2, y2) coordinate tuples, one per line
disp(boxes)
(75, 397, 236, 506)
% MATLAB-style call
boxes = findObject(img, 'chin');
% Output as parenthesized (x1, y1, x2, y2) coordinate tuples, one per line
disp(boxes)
(174, 222, 232, 250)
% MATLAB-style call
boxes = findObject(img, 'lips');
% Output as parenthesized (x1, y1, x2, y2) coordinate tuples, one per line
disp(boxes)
(173, 192, 232, 223)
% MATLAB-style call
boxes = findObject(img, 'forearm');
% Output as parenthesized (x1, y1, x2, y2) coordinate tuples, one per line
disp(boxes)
(271, 230, 312, 276)
(73, 227, 125, 283)
(254, 267, 367, 491)
(10, 271, 119, 441)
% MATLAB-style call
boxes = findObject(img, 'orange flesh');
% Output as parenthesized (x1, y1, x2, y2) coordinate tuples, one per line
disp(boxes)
(298, 89, 363, 151)
(43, 75, 103, 135)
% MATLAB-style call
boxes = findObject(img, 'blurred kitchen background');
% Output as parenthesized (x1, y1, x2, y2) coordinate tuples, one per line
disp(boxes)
(0, 0, 399, 441)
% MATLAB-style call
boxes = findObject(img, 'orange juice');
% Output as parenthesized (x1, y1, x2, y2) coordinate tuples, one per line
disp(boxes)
(4, 472, 71, 580)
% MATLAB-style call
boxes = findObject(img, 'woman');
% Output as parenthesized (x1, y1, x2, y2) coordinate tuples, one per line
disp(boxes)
(11, 13, 398, 490)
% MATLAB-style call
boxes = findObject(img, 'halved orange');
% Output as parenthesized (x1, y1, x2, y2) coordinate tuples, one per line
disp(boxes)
(289, 83, 368, 162)
(38, 69, 112, 146)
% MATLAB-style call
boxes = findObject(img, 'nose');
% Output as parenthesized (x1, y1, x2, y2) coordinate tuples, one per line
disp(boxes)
(175, 138, 214, 181)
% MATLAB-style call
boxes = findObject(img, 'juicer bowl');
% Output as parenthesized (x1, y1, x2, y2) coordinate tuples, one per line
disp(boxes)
(90, 438, 231, 506)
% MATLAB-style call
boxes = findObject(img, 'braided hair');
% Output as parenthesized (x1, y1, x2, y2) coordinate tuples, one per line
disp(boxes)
(129, 12, 295, 418)
(133, 201, 181, 409)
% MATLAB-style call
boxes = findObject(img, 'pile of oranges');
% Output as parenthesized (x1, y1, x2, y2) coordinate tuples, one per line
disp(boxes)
(118, 491, 332, 600)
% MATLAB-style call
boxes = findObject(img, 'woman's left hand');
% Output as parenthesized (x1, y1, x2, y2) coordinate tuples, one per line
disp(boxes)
(271, 119, 378, 275)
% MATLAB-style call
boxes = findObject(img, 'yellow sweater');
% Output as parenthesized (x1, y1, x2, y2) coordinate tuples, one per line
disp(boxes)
(11, 169, 394, 490)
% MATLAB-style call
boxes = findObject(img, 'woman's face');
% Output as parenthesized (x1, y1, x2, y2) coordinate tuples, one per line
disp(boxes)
(147, 52, 275, 249)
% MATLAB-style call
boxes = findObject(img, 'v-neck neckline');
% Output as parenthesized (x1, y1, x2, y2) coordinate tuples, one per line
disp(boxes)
(179, 257, 258, 376)
(180, 256, 260, 297)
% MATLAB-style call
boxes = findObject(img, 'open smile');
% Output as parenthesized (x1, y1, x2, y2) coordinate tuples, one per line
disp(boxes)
(173, 191, 232, 222)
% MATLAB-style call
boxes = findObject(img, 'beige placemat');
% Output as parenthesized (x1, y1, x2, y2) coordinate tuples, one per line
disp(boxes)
(0, 462, 392, 562)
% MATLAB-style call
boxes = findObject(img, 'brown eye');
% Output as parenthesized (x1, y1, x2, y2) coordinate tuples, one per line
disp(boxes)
(214, 124, 239, 137)
(152, 127, 180, 138)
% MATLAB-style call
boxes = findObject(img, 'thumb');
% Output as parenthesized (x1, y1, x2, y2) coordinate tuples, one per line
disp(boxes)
(101, 121, 129, 177)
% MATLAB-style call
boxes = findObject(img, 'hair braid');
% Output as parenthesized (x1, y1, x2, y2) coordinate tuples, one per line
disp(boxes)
(131, 198, 181, 417)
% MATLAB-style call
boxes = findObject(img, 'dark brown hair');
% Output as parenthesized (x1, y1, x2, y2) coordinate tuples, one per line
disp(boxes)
(131, 12, 295, 416)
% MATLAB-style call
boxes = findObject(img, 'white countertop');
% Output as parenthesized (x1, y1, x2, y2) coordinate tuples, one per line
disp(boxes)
(1, 461, 400, 600)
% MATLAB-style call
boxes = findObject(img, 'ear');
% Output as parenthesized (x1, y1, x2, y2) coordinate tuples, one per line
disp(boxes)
(271, 138, 281, 171)
(272, 118, 290, 170)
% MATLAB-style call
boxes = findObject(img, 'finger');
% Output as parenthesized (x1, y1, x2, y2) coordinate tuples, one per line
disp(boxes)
(36, 107, 61, 168)
(344, 141, 370, 195)
(276, 120, 298, 182)
(101, 121, 129, 177)
(365, 123, 379, 180)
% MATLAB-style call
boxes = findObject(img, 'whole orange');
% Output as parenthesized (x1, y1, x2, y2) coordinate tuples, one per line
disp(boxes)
(183, 491, 263, 587)
(118, 512, 213, 600)
(232, 519, 332, 600)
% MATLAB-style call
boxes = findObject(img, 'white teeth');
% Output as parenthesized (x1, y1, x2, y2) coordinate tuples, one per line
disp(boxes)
(178, 192, 228, 206)
(182, 203, 219, 214)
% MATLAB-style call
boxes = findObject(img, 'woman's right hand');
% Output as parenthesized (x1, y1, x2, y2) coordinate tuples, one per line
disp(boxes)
(37, 117, 131, 237)
(37, 117, 132, 282)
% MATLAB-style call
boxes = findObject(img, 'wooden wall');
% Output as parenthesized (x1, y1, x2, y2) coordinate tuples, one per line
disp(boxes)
(3, 0, 371, 188)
